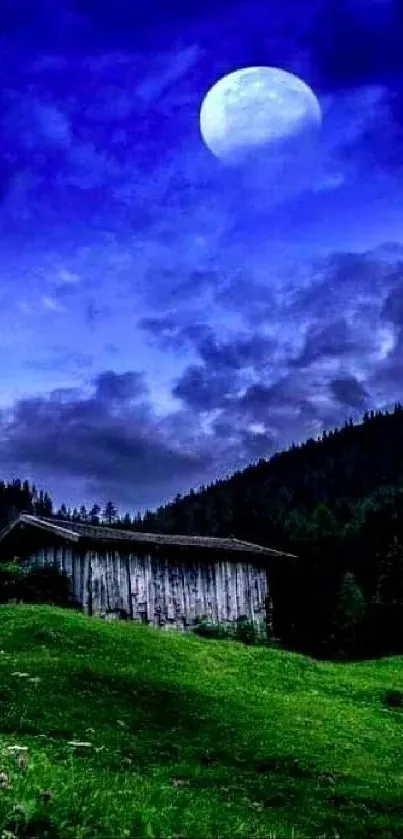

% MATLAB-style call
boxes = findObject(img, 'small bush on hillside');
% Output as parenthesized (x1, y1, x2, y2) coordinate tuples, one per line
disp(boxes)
(193, 615, 268, 645)
(192, 617, 229, 640)
(22, 566, 76, 608)
(0, 560, 26, 603)
(0, 561, 78, 609)
(234, 616, 263, 645)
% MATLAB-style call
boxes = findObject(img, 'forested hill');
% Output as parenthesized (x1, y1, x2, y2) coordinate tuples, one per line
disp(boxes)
(139, 404, 403, 547)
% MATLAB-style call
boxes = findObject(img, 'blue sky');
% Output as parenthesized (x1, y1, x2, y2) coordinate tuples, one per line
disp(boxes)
(0, 0, 403, 514)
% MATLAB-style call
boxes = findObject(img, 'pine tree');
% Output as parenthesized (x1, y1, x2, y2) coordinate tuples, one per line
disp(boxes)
(334, 572, 366, 657)
(338, 572, 366, 624)
(89, 504, 101, 525)
(310, 502, 338, 540)
(102, 502, 118, 526)
(56, 504, 69, 520)
(375, 536, 403, 608)
(35, 490, 53, 517)
(133, 512, 143, 530)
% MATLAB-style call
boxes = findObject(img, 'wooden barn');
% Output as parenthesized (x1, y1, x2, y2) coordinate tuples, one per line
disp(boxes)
(0, 514, 295, 635)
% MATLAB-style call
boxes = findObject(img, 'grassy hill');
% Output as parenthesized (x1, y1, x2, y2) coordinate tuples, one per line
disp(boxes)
(0, 606, 403, 838)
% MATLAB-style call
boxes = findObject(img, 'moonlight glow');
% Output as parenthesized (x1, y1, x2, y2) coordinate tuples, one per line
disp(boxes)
(199, 66, 322, 165)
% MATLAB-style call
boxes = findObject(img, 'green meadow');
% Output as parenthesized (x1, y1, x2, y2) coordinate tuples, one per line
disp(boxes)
(0, 604, 403, 838)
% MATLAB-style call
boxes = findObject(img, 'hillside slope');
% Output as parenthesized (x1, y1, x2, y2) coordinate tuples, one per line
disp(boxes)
(0, 605, 403, 838)
(141, 406, 403, 544)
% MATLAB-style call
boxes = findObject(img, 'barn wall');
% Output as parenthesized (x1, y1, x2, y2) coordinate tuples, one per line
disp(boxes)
(18, 544, 270, 634)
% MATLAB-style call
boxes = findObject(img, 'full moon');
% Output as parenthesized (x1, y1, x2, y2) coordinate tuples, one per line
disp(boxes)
(199, 66, 322, 173)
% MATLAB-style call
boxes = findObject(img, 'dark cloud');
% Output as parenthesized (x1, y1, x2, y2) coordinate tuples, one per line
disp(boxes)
(141, 316, 276, 371)
(216, 276, 275, 324)
(172, 364, 240, 411)
(165, 322, 280, 413)
(141, 248, 403, 377)
(94, 370, 148, 402)
(235, 427, 276, 461)
(290, 252, 378, 318)
(238, 380, 308, 416)
(290, 319, 359, 368)
(287, 247, 403, 332)
(139, 316, 210, 352)
(236, 383, 274, 417)
(330, 376, 369, 410)
(196, 331, 275, 371)
(0, 371, 210, 508)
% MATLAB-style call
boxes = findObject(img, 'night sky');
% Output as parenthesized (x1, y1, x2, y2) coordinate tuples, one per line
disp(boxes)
(1, 0, 403, 514)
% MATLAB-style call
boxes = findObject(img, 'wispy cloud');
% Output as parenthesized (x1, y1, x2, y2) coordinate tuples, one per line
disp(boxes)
(41, 295, 66, 313)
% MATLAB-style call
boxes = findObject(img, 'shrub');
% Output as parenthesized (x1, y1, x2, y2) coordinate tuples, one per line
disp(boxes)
(0, 561, 78, 609)
(234, 616, 263, 645)
(22, 566, 77, 608)
(193, 615, 268, 645)
(192, 616, 229, 640)
(0, 560, 26, 603)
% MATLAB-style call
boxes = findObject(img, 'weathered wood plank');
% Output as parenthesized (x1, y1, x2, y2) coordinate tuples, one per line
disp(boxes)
(18, 540, 270, 635)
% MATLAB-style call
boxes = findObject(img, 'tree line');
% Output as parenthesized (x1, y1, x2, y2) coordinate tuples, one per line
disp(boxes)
(3, 404, 403, 659)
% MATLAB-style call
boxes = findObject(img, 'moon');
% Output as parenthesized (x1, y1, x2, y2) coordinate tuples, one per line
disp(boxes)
(200, 66, 322, 165)
(200, 67, 322, 163)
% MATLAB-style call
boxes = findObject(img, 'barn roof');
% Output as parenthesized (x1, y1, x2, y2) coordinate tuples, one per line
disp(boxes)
(0, 514, 296, 558)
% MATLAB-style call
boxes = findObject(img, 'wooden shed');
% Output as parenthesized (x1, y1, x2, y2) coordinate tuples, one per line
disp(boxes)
(0, 514, 295, 635)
